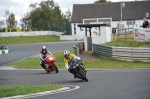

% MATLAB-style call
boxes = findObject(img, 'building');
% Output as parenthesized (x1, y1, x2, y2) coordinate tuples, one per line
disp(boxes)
(71, 1, 150, 35)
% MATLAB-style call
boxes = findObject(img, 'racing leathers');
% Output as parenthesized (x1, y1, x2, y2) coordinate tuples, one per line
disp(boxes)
(64, 54, 81, 69)
(40, 51, 52, 69)
(64, 54, 84, 78)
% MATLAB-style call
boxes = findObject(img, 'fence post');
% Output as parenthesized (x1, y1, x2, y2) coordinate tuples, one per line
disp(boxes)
(77, 46, 79, 56)
(73, 45, 77, 55)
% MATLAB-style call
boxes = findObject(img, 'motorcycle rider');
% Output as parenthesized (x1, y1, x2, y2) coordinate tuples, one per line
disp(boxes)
(63, 50, 86, 79)
(40, 46, 52, 69)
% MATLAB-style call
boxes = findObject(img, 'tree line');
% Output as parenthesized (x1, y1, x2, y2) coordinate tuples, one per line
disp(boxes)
(0, 0, 71, 32)
(0, 0, 108, 32)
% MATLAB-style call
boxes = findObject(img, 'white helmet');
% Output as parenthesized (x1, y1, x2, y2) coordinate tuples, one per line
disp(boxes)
(63, 50, 70, 59)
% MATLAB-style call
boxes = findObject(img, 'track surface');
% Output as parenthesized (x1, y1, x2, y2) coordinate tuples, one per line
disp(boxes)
(0, 42, 150, 99)
(0, 70, 150, 99)
(0, 42, 79, 66)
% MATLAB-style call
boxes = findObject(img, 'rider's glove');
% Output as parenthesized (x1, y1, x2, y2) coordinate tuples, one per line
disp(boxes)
(65, 63, 69, 69)
(75, 56, 81, 61)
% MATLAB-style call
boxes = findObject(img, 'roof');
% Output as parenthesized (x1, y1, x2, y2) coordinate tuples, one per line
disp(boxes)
(71, 1, 150, 23)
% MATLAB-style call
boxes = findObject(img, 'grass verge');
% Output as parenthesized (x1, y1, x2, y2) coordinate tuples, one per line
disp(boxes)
(10, 49, 74, 69)
(0, 84, 63, 98)
(83, 58, 150, 69)
(105, 34, 150, 47)
(10, 49, 150, 69)
(0, 35, 61, 45)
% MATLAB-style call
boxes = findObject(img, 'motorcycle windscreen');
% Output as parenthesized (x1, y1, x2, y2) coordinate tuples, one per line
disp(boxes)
(68, 58, 79, 68)
(44, 55, 55, 63)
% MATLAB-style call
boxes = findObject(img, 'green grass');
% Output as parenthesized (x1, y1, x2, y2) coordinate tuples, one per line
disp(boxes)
(7, 34, 150, 69)
(105, 34, 150, 47)
(10, 49, 74, 69)
(10, 49, 150, 69)
(0, 35, 60, 45)
(0, 84, 63, 98)
(83, 58, 150, 69)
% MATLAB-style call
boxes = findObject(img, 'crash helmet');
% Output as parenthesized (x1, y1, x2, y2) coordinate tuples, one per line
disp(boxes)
(63, 50, 70, 59)
(41, 46, 47, 55)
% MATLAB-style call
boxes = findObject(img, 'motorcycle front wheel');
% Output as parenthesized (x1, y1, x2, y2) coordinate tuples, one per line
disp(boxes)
(78, 68, 88, 82)
(53, 63, 59, 73)
(45, 70, 50, 73)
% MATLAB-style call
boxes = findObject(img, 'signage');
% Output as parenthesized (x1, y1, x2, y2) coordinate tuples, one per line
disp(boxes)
(134, 28, 150, 42)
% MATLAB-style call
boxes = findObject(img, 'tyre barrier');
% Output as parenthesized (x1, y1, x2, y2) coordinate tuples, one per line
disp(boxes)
(0, 44, 10, 54)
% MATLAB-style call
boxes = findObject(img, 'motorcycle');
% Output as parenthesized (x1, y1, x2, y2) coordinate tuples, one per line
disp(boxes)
(68, 58, 88, 82)
(44, 54, 59, 73)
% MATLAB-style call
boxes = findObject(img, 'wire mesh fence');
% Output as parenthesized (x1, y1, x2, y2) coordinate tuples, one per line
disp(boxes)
(0, 21, 72, 35)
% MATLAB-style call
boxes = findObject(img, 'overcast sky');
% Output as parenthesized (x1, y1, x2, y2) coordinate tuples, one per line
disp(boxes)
(0, 0, 135, 24)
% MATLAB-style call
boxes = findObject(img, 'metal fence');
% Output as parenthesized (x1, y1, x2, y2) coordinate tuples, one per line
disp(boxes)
(92, 44, 150, 62)
(28, 21, 71, 35)
(0, 21, 72, 35)
(93, 44, 112, 58)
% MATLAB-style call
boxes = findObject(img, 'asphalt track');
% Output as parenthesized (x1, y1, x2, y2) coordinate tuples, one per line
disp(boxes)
(0, 42, 79, 66)
(1, 69, 150, 99)
(0, 42, 150, 99)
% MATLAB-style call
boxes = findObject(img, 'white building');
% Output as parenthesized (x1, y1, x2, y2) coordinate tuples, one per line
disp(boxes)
(71, 1, 150, 36)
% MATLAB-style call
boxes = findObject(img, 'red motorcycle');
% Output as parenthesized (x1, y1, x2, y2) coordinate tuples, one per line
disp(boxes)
(44, 55, 59, 73)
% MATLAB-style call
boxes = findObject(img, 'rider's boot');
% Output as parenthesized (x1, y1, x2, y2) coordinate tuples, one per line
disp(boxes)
(68, 69, 76, 79)
(40, 64, 45, 69)
(73, 74, 77, 79)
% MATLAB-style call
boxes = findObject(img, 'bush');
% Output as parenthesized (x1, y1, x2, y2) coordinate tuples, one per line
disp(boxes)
(0, 28, 5, 32)
(12, 28, 16, 32)
(7, 28, 10, 32)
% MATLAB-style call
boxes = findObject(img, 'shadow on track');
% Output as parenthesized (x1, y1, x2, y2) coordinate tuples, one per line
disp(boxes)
(53, 79, 87, 84)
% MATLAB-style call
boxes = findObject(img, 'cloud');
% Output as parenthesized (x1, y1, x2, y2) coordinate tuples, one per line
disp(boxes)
(54, 0, 96, 13)
(0, 0, 27, 21)
(0, 0, 18, 18)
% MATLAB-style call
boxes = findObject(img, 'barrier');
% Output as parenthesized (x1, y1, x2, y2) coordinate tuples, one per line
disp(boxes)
(0, 44, 10, 54)
(0, 31, 63, 37)
(0, 49, 10, 54)
(93, 44, 150, 62)
(60, 35, 84, 41)
(134, 28, 150, 42)
(73, 42, 84, 56)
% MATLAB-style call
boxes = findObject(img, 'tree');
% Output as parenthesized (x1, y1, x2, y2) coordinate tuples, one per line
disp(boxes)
(0, 19, 5, 32)
(8, 13, 17, 28)
(21, 0, 66, 31)
(94, 0, 110, 3)
(20, 13, 30, 31)
(4, 10, 17, 28)
(65, 8, 72, 22)
(0, 19, 5, 29)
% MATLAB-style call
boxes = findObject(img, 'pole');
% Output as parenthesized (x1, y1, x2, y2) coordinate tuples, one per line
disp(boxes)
(119, 3, 122, 33)
(77, 46, 79, 56)
(120, 3, 125, 33)
(121, 3, 122, 26)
